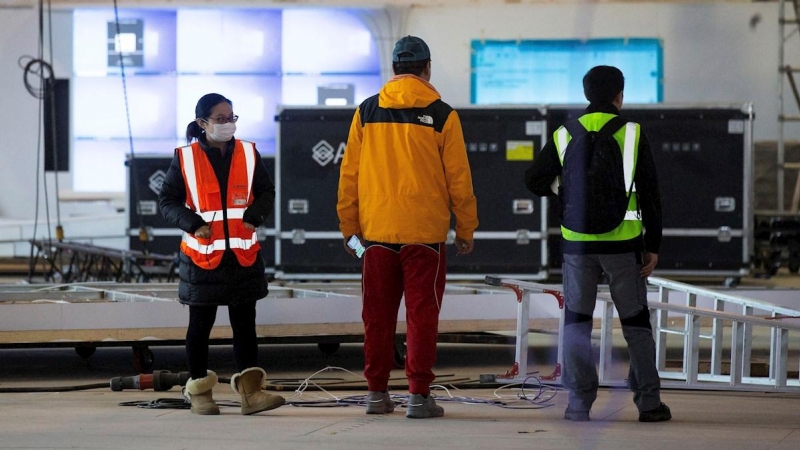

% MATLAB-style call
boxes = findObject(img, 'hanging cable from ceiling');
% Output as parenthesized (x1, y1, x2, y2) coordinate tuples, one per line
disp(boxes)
(111, 0, 150, 253)
(19, 0, 62, 282)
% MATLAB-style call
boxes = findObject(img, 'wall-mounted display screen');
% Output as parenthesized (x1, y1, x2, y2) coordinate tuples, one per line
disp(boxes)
(75, 9, 176, 75)
(176, 9, 282, 74)
(282, 9, 379, 74)
(73, 75, 177, 139)
(471, 38, 663, 105)
(72, 7, 380, 192)
(176, 75, 282, 141)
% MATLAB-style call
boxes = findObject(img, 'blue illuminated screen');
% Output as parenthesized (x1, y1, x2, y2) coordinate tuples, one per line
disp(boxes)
(72, 8, 381, 192)
(471, 38, 663, 104)
(176, 10, 282, 74)
(74, 9, 176, 75)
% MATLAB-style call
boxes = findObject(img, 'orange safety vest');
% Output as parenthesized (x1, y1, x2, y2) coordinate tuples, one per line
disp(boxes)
(178, 140, 260, 270)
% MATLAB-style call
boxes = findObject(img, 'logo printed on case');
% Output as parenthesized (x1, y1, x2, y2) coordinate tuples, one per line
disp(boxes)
(311, 140, 346, 167)
(148, 170, 167, 195)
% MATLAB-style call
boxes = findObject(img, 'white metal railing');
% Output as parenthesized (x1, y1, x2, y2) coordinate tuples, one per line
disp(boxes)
(485, 276, 800, 392)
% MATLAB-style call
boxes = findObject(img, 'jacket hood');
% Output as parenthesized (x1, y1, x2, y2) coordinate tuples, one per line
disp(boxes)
(379, 74, 441, 109)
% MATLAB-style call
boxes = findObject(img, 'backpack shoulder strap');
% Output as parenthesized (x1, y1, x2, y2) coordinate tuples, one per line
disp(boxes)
(598, 116, 627, 138)
(599, 115, 636, 199)
(563, 119, 587, 138)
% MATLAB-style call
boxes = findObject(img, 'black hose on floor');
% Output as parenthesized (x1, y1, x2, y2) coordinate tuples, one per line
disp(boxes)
(0, 382, 108, 393)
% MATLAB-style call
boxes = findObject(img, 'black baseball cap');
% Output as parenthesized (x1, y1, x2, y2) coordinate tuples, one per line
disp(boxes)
(392, 36, 431, 62)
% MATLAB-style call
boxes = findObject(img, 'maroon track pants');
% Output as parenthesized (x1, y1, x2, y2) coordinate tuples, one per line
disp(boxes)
(361, 242, 446, 395)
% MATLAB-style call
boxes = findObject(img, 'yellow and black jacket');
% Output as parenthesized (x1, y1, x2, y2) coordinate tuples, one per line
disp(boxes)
(338, 75, 478, 244)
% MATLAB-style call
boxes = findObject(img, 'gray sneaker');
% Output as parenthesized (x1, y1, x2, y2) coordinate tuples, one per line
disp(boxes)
(564, 406, 590, 422)
(365, 391, 395, 414)
(406, 393, 444, 419)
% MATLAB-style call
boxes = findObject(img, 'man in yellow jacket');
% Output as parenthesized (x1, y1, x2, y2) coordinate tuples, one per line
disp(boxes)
(337, 35, 478, 419)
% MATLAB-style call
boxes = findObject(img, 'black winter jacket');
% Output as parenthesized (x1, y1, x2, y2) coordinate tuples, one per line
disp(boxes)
(524, 103, 663, 255)
(158, 136, 275, 306)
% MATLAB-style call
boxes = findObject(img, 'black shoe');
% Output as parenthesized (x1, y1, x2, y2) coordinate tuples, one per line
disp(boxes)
(639, 403, 672, 422)
(564, 407, 590, 422)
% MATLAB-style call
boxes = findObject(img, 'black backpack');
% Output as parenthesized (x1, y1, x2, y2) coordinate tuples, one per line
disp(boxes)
(560, 116, 633, 234)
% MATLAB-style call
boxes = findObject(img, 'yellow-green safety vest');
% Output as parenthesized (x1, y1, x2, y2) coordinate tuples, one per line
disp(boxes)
(553, 113, 643, 242)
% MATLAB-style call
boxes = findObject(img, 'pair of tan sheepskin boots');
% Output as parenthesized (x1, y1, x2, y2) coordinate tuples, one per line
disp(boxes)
(184, 367, 285, 415)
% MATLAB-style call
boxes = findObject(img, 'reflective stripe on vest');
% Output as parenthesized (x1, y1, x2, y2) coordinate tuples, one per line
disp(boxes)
(554, 113, 643, 242)
(178, 140, 260, 269)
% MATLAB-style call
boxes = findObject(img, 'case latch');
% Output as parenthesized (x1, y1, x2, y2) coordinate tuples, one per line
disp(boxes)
(516, 229, 530, 245)
(288, 199, 309, 214)
(717, 226, 732, 243)
(715, 197, 736, 212)
(513, 199, 534, 214)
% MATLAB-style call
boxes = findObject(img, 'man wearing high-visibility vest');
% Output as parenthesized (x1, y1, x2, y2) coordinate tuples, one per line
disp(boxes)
(525, 66, 671, 423)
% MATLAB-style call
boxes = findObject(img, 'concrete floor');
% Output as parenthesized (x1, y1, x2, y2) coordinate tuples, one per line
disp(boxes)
(1, 340, 799, 450)
(2, 269, 800, 449)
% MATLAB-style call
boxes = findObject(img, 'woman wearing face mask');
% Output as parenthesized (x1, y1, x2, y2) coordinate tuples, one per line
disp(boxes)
(158, 93, 284, 416)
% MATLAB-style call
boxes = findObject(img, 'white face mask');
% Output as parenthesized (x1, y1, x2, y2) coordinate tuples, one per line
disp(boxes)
(206, 122, 236, 142)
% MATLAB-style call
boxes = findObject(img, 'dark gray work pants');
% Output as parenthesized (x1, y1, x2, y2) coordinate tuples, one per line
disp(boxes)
(561, 252, 662, 413)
